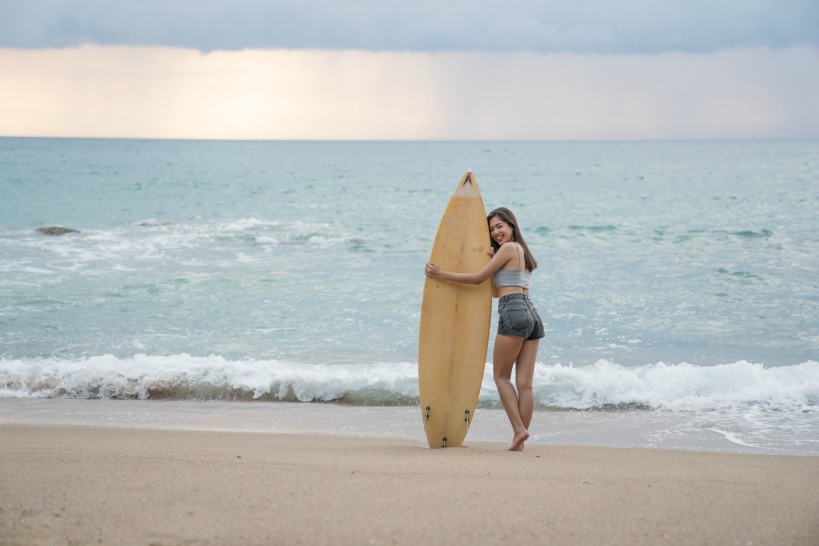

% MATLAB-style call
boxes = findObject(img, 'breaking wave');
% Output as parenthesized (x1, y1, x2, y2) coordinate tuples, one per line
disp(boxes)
(2, 355, 817, 412)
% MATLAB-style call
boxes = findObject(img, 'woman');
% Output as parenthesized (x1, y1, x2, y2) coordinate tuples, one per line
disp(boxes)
(425, 207, 544, 451)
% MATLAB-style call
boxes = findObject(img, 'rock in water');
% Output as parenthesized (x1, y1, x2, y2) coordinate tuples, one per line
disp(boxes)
(36, 226, 80, 236)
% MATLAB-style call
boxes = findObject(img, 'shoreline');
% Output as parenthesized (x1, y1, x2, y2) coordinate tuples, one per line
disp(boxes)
(2, 423, 818, 545)
(1, 397, 817, 456)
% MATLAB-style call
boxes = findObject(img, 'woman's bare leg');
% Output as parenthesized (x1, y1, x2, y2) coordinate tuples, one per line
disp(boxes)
(515, 339, 539, 431)
(513, 339, 539, 449)
(493, 334, 529, 451)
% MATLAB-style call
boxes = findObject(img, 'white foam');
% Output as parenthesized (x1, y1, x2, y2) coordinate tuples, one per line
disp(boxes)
(708, 427, 757, 448)
(220, 218, 281, 232)
(0, 265, 55, 275)
(3, 218, 364, 274)
(527, 359, 819, 411)
(1, 356, 817, 413)
(0, 354, 418, 402)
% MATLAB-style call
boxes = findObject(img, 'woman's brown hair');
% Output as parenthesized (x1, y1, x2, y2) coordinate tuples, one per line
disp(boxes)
(487, 207, 538, 272)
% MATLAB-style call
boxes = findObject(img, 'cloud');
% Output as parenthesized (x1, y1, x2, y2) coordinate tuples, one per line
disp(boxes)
(1, 46, 817, 140)
(1, 0, 817, 53)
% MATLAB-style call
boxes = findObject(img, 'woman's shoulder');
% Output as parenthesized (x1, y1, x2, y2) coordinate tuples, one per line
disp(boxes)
(499, 241, 522, 253)
(494, 242, 519, 264)
(496, 242, 517, 254)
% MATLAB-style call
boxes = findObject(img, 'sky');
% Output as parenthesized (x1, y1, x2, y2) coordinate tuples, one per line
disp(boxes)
(1, 0, 818, 140)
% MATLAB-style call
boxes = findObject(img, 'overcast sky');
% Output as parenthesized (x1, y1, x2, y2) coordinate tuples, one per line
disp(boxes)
(1, 0, 817, 139)
(2, 0, 818, 52)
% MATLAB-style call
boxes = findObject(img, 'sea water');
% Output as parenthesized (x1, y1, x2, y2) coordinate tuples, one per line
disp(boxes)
(1, 138, 817, 453)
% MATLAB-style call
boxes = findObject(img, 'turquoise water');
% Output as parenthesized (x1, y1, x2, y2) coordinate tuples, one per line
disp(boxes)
(1, 138, 818, 453)
(2, 138, 817, 366)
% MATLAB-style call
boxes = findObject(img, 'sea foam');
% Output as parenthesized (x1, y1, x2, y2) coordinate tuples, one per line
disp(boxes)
(2, 355, 816, 412)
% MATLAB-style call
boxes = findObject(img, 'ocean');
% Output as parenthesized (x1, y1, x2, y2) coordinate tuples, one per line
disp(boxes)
(1, 137, 817, 454)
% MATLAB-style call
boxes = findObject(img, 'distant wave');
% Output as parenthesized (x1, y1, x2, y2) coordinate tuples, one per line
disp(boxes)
(2, 355, 817, 412)
(567, 225, 618, 233)
(130, 217, 355, 247)
(532, 226, 775, 240)
(1, 218, 363, 274)
(7, 217, 359, 248)
(686, 228, 774, 239)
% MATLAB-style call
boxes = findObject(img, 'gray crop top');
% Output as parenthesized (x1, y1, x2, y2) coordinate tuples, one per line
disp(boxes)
(492, 243, 531, 289)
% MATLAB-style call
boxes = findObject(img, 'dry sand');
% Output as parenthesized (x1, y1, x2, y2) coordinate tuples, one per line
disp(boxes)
(1, 424, 817, 546)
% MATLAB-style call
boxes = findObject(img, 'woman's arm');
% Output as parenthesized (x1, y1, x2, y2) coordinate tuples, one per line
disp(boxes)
(425, 242, 514, 285)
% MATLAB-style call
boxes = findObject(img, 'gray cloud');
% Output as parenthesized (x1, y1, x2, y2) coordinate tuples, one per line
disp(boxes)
(1, 0, 818, 53)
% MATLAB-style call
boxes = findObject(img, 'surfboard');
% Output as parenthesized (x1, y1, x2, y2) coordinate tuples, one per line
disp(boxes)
(418, 171, 492, 448)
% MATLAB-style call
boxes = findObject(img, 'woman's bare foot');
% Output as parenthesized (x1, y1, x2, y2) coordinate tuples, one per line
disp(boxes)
(508, 429, 529, 451)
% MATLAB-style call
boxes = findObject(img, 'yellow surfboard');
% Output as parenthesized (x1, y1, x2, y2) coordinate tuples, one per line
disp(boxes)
(418, 171, 492, 448)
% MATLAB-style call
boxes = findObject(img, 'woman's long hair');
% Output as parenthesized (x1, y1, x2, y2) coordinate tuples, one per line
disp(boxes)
(487, 207, 538, 271)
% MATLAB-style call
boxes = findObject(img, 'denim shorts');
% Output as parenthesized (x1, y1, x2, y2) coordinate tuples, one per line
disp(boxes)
(497, 294, 545, 340)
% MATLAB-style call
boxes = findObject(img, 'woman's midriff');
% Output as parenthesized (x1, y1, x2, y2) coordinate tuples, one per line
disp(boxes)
(497, 287, 528, 297)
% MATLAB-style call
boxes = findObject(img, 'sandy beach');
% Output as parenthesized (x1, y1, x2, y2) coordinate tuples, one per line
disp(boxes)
(1, 424, 817, 545)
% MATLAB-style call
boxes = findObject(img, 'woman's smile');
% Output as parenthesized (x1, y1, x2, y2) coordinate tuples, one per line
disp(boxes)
(489, 216, 513, 245)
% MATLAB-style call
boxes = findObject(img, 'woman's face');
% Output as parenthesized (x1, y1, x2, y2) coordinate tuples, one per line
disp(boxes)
(488, 216, 514, 245)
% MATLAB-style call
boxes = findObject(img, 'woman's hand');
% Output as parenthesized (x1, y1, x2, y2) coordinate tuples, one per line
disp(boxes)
(488, 247, 496, 258)
(424, 262, 443, 279)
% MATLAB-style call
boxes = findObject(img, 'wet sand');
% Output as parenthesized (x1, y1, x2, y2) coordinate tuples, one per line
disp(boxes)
(1, 424, 817, 545)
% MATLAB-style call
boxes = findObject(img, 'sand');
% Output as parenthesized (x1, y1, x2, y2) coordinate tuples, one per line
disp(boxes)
(1, 424, 817, 546)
